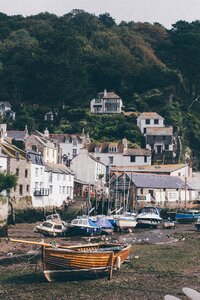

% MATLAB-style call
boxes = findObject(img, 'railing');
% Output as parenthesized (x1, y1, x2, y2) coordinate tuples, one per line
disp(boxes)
(34, 188, 49, 196)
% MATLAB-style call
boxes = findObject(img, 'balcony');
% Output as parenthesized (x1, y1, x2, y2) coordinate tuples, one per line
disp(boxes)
(34, 188, 49, 196)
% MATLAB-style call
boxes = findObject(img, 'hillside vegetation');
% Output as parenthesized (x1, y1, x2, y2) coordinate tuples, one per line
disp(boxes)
(0, 11, 200, 168)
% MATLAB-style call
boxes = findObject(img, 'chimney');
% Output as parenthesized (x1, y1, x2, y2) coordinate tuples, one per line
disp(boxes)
(122, 138, 128, 151)
(44, 128, 49, 139)
(0, 124, 7, 142)
(104, 89, 107, 97)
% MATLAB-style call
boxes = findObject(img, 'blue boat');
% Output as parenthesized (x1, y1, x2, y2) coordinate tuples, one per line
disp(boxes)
(175, 210, 200, 223)
(68, 217, 102, 236)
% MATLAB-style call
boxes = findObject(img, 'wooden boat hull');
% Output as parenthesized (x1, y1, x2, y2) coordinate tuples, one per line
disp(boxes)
(42, 244, 131, 282)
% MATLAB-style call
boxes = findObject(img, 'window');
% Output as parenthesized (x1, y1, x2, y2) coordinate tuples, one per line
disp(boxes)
(25, 169, 28, 178)
(69, 174, 71, 181)
(141, 189, 143, 194)
(145, 119, 150, 124)
(19, 185, 23, 195)
(109, 146, 117, 153)
(73, 149, 77, 156)
(32, 145, 37, 152)
(35, 168, 39, 177)
(63, 174, 66, 181)
(59, 186, 62, 193)
(130, 156, 136, 163)
(154, 119, 159, 125)
(63, 186, 65, 193)
(95, 147, 100, 153)
(49, 185, 53, 194)
(96, 157, 100, 162)
(109, 157, 114, 164)
(165, 145, 169, 150)
(26, 185, 29, 192)
(143, 128, 146, 134)
(35, 182, 38, 189)
(144, 156, 147, 163)
(40, 167, 43, 175)
(72, 139, 77, 146)
(16, 168, 19, 176)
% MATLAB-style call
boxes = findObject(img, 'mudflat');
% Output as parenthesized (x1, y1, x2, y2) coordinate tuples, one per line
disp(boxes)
(0, 223, 199, 300)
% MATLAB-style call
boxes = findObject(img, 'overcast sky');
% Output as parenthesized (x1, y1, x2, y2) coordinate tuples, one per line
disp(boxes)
(0, 0, 200, 29)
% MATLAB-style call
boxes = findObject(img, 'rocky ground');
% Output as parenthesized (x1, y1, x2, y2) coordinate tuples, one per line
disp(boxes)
(0, 223, 200, 300)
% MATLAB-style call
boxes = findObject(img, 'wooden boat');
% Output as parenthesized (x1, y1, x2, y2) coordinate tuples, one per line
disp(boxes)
(10, 239, 131, 282)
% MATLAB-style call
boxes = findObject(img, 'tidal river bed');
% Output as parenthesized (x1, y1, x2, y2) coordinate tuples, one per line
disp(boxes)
(0, 223, 200, 300)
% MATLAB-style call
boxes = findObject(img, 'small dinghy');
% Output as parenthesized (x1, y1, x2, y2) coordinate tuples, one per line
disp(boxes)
(10, 239, 131, 282)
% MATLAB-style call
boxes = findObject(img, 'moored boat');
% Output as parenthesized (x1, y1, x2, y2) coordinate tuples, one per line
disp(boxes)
(115, 215, 137, 231)
(10, 239, 131, 282)
(35, 219, 68, 237)
(195, 216, 200, 231)
(136, 206, 162, 228)
(68, 217, 102, 236)
(175, 210, 200, 223)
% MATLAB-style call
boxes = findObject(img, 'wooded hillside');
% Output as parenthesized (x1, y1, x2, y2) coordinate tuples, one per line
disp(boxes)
(0, 10, 200, 168)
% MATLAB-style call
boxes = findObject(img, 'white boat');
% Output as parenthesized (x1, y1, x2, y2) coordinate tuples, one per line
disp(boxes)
(35, 219, 68, 237)
(136, 207, 162, 228)
(115, 215, 137, 231)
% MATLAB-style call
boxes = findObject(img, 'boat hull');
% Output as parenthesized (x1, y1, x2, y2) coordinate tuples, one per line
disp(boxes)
(136, 218, 162, 228)
(116, 218, 137, 230)
(42, 244, 131, 282)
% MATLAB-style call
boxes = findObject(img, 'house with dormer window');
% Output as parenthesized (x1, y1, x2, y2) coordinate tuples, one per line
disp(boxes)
(90, 89, 124, 114)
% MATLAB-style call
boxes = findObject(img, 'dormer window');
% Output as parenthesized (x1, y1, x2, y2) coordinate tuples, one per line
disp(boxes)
(95, 147, 100, 153)
(109, 146, 117, 153)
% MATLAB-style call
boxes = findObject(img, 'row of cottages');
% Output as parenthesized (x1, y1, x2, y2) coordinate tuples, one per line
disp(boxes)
(86, 138, 151, 177)
(137, 112, 175, 164)
(110, 172, 197, 211)
(0, 141, 74, 210)
(90, 89, 124, 114)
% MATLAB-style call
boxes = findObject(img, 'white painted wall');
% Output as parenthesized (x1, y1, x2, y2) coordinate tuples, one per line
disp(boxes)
(91, 152, 151, 167)
(70, 151, 106, 188)
(137, 117, 164, 134)
(30, 163, 74, 208)
(0, 155, 7, 172)
(59, 141, 83, 161)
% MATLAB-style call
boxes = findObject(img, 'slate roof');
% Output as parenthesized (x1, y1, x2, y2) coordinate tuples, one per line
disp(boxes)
(97, 91, 120, 99)
(125, 173, 187, 189)
(146, 126, 173, 135)
(44, 162, 73, 174)
(7, 130, 29, 140)
(27, 151, 44, 165)
(138, 112, 163, 119)
(49, 134, 82, 143)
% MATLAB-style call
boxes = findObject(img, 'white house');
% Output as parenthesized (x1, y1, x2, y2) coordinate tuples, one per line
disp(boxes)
(29, 150, 74, 208)
(137, 112, 164, 135)
(25, 130, 58, 164)
(70, 149, 106, 189)
(90, 89, 124, 114)
(87, 139, 151, 172)
(50, 131, 91, 162)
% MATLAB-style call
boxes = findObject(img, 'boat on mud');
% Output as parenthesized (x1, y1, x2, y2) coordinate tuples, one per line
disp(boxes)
(175, 210, 200, 223)
(136, 206, 162, 228)
(67, 217, 102, 236)
(195, 216, 200, 231)
(35, 214, 68, 237)
(10, 239, 131, 282)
